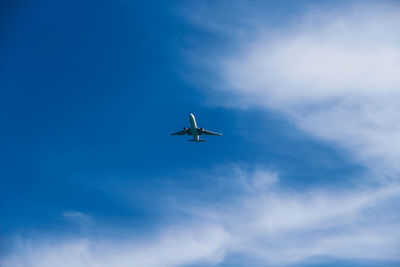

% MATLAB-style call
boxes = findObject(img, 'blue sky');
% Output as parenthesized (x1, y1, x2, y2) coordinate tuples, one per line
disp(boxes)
(1, 1, 400, 266)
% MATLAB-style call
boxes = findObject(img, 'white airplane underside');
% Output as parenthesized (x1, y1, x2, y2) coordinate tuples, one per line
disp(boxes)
(170, 113, 222, 142)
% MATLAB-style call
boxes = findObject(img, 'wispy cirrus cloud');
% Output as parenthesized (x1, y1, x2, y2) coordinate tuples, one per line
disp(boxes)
(3, 224, 228, 267)
(62, 211, 93, 228)
(3, 169, 400, 266)
(185, 1, 400, 178)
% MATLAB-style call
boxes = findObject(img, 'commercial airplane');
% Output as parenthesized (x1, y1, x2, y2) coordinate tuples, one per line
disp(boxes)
(170, 113, 222, 142)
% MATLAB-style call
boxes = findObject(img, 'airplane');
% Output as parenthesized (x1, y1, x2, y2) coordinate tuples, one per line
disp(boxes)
(170, 113, 222, 142)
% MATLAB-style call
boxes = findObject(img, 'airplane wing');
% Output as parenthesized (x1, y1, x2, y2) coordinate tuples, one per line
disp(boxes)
(170, 129, 189, 135)
(201, 129, 222, 136)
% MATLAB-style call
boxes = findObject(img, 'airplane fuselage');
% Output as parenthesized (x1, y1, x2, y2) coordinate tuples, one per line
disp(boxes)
(170, 113, 221, 142)
(189, 113, 199, 142)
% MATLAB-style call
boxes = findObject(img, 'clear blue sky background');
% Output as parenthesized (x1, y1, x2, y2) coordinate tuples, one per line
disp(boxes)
(1, 1, 399, 266)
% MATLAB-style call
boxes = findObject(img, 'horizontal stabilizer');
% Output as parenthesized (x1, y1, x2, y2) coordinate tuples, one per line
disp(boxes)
(188, 139, 207, 142)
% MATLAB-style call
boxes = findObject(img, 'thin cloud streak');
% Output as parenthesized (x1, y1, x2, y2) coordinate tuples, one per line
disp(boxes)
(62, 211, 94, 227)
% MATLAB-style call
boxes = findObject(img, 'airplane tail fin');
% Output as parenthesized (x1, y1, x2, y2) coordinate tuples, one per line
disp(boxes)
(188, 139, 207, 142)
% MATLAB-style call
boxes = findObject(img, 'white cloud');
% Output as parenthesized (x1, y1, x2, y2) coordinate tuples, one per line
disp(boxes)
(62, 211, 93, 228)
(3, 224, 229, 267)
(193, 2, 400, 178)
(3, 170, 400, 266)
